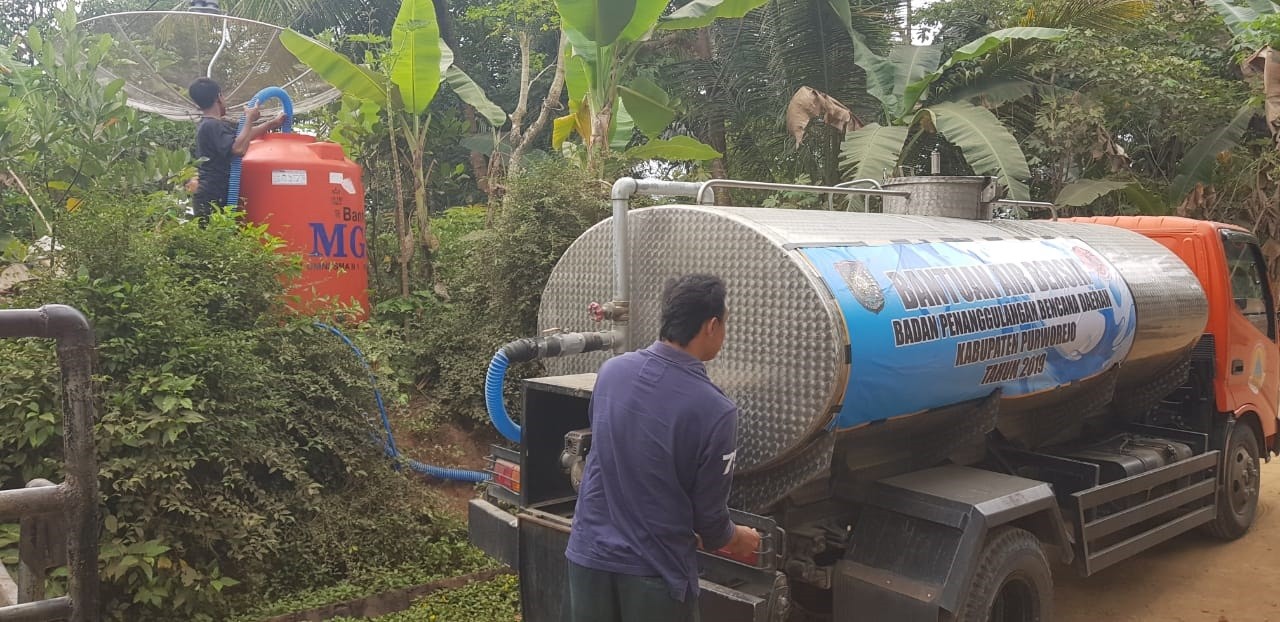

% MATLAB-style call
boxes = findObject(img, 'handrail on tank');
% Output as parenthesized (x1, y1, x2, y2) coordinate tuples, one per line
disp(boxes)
(990, 199, 1059, 221)
(695, 179, 909, 207)
(0, 305, 99, 622)
(827, 178, 884, 211)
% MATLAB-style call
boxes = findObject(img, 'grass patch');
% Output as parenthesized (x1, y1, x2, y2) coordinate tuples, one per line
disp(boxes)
(228, 539, 498, 621)
(332, 574, 521, 622)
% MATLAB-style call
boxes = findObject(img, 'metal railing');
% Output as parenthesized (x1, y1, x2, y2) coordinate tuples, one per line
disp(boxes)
(991, 199, 1059, 221)
(694, 179, 909, 206)
(0, 305, 100, 622)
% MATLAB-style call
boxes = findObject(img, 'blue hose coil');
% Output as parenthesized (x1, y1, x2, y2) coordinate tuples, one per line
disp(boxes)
(226, 86, 296, 208)
(485, 350, 521, 443)
(316, 322, 490, 483)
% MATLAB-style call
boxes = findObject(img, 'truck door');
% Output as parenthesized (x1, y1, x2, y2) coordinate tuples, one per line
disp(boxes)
(1220, 231, 1279, 431)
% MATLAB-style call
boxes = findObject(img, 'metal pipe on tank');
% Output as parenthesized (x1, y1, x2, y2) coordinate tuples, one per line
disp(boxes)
(695, 180, 908, 206)
(609, 177, 709, 353)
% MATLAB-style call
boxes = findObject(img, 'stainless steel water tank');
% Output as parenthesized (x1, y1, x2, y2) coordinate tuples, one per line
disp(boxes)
(540, 206, 1208, 476)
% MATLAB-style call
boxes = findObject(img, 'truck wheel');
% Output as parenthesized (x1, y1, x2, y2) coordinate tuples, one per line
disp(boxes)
(1205, 422, 1260, 540)
(953, 527, 1052, 622)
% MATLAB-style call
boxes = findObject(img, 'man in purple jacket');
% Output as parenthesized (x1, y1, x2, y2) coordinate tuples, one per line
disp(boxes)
(564, 274, 761, 622)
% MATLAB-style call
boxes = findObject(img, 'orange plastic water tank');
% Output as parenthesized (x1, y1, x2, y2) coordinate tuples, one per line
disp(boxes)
(238, 133, 369, 320)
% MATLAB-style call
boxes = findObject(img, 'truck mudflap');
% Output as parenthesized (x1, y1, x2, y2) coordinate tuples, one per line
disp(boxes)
(833, 465, 1070, 620)
(466, 500, 791, 622)
(468, 498, 517, 568)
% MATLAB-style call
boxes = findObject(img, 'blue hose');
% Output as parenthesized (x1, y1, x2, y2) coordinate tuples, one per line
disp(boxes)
(485, 350, 521, 443)
(226, 86, 295, 209)
(316, 322, 490, 483)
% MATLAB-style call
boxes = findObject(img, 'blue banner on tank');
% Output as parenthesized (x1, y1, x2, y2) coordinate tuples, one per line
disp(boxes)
(801, 238, 1137, 429)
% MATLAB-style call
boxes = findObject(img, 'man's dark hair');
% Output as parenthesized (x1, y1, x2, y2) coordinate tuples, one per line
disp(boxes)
(188, 77, 222, 110)
(659, 274, 727, 346)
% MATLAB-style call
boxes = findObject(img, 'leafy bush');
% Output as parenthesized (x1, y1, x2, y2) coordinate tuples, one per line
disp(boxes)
(1, 194, 462, 620)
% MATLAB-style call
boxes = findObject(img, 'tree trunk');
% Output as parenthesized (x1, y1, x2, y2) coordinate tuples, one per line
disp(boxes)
(511, 30, 568, 173)
(388, 112, 411, 298)
(588, 103, 613, 175)
(410, 122, 435, 287)
(432, 0, 458, 50)
(464, 106, 492, 198)
(510, 31, 533, 141)
(695, 27, 731, 205)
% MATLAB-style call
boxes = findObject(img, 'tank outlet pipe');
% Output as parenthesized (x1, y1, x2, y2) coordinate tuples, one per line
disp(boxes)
(610, 178, 710, 354)
(226, 86, 294, 209)
(486, 330, 616, 443)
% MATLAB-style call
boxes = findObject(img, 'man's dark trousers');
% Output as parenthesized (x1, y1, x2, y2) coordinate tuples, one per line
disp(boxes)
(564, 560, 700, 622)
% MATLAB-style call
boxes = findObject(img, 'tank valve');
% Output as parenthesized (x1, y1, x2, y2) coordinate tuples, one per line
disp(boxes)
(588, 301, 628, 322)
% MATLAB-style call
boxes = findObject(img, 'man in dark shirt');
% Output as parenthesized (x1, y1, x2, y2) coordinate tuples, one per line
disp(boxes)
(565, 274, 760, 622)
(187, 77, 284, 225)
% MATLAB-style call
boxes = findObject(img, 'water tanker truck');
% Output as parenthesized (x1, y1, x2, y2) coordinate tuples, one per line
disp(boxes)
(468, 175, 1279, 621)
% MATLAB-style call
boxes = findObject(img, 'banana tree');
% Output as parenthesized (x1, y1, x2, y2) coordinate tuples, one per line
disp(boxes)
(835, 26, 1066, 200)
(551, 0, 768, 169)
(281, 0, 505, 296)
(1165, 0, 1274, 202)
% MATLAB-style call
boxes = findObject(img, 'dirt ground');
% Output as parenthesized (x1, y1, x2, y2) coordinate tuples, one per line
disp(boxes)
(393, 417, 495, 516)
(1055, 459, 1280, 622)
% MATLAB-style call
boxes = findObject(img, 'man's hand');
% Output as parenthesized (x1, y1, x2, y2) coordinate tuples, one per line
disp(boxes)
(244, 104, 261, 125)
(722, 524, 761, 558)
(264, 113, 286, 130)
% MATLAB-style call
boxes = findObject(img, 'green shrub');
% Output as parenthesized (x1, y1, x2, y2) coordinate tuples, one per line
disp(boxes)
(1, 194, 458, 620)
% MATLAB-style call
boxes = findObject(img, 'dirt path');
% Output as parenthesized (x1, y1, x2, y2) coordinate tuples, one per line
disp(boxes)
(1055, 460, 1280, 622)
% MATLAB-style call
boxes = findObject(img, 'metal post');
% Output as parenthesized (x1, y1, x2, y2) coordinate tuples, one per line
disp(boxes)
(18, 480, 61, 604)
(52, 308, 99, 622)
(0, 305, 100, 622)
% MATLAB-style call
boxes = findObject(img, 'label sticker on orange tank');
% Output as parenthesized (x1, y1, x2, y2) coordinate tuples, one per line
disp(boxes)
(271, 169, 308, 186)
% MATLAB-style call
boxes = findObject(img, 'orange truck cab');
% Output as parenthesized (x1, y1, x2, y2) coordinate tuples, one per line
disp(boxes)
(1069, 216, 1280, 464)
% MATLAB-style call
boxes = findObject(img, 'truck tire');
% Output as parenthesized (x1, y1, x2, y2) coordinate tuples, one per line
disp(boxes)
(1205, 422, 1261, 540)
(952, 527, 1052, 622)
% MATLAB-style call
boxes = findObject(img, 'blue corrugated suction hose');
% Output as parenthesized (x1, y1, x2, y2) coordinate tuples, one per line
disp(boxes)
(485, 350, 520, 443)
(484, 332, 611, 445)
(316, 322, 490, 483)
(226, 86, 295, 209)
